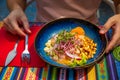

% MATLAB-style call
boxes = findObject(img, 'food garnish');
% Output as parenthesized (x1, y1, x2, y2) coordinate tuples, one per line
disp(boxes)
(44, 26, 97, 67)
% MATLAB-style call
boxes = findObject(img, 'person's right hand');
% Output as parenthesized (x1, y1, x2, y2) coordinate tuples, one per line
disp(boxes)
(3, 8, 31, 36)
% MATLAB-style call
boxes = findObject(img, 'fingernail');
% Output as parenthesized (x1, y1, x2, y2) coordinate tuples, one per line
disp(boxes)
(28, 30, 31, 33)
(29, 30, 31, 33)
(23, 33, 26, 36)
(99, 30, 104, 34)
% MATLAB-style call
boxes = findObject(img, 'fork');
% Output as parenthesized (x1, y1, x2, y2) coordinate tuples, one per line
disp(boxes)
(21, 35, 30, 64)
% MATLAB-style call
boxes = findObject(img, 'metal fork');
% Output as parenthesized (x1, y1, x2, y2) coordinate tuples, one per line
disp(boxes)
(21, 35, 30, 63)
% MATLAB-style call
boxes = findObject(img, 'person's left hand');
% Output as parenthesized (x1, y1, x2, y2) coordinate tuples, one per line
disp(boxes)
(99, 14, 120, 53)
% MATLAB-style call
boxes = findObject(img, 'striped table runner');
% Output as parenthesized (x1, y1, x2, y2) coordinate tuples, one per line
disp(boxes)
(0, 55, 119, 80)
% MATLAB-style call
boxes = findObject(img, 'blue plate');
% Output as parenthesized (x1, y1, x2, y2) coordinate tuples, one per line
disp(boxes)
(35, 18, 108, 68)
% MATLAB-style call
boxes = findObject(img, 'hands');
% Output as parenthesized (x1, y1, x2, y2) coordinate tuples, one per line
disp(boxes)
(100, 14, 120, 53)
(3, 8, 31, 36)
(3, 6, 120, 53)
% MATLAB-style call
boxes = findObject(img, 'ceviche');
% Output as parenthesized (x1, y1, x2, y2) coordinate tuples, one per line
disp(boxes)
(44, 27, 97, 67)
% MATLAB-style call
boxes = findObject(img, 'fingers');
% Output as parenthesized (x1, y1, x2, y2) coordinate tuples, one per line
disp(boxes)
(3, 18, 17, 35)
(3, 8, 31, 36)
(21, 16, 31, 33)
(3, 18, 26, 36)
(3, 22, 17, 35)
(11, 20, 26, 36)
(99, 17, 118, 53)
(3, 15, 31, 36)
(105, 23, 120, 53)
(99, 17, 115, 34)
(106, 31, 119, 53)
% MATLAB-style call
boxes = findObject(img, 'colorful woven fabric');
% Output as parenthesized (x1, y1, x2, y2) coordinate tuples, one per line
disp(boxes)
(0, 56, 119, 80)
(0, 22, 120, 80)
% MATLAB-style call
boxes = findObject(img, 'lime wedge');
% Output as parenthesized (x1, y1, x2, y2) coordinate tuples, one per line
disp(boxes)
(112, 46, 120, 61)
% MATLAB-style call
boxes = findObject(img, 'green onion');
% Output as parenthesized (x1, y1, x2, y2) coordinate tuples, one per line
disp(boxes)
(56, 30, 74, 43)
